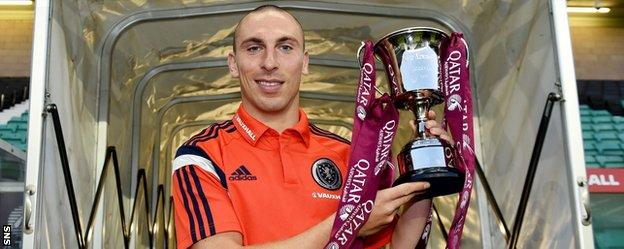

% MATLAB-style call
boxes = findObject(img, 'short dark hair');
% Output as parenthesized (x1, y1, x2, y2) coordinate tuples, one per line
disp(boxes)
(232, 5, 305, 53)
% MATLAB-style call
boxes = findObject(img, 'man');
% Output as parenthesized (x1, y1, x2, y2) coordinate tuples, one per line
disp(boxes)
(172, 5, 448, 249)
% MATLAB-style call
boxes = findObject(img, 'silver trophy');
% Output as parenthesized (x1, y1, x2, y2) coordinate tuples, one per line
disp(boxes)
(362, 27, 465, 198)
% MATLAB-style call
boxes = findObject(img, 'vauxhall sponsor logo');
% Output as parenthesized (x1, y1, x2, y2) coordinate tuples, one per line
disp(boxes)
(312, 192, 341, 200)
(235, 115, 256, 141)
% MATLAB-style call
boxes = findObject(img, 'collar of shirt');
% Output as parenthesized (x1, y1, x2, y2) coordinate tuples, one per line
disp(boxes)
(232, 105, 311, 148)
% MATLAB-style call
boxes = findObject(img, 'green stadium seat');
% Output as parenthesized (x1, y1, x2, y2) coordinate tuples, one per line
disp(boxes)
(592, 116, 612, 124)
(17, 132, 27, 143)
(592, 124, 614, 132)
(590, 110, 611, 117)
(592, 124, 615, 132)
(595, 229, 624, 248)
(585, 154, 598, 166)
(583, 131, 594, 140)
(594, 132, 619, 142)
(3, 139, 22, 146)
(7, 123, 19, 131)
(0, 110, 29, 153)
(579, 104, 624, 169)
(7, 119, 26, 125)
(595, 142, 622, 154)
(583, 142, 596, 151)
(585, 151, 598, 157)
(16, 143, 26, 151)
(595, 155, 624, 167)
(1, 132, 26, 143)
(0, 124, 16, 133)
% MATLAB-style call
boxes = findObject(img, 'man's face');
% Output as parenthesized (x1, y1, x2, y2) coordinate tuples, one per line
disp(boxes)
(228, 10, 309, 115)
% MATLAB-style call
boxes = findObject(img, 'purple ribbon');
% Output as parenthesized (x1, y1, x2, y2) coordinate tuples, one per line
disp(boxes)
(325, 41, 399, 249)
(417, 32, 476, 249)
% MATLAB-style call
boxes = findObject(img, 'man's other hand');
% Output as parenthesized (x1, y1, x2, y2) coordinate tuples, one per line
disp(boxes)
(357, 182, 430, 236)
(410, 110, 453, 144)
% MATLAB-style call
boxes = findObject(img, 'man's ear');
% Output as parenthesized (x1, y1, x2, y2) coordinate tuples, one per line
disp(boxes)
(227, 52, 239, 78)
(301, 50, 309, 75)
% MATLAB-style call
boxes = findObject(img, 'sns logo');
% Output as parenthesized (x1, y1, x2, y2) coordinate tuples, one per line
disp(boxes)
(447, 94, 463, 112)
(3, 225, 10, 246)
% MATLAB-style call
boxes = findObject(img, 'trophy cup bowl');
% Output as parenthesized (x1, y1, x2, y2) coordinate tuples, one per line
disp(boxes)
(371, 27, 465, 198)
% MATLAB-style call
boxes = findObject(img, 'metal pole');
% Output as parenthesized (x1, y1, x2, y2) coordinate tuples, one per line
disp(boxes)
(46, 104, 85, 249)
(508, 92, 562, 249)
(84, 149, 113, 245)
(46, 103, 172, 248)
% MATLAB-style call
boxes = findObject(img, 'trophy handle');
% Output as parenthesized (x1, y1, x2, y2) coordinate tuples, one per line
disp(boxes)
(356, 41, 365, 66)
(356, 42, 384, 96)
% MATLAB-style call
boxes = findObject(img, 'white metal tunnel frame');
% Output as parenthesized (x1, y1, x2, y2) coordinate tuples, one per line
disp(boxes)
(548, 0, 594, 247)
(23, 0, 50, 245)
(21, 0, 593, 248)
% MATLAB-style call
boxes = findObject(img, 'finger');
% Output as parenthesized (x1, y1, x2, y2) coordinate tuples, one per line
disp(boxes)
(427, 110, 437, 120)
(425, 120, 438, 129)
(393, 192, 417, 207)
(385, 182, 430, 200)
(429, 127, 445, 136)
(440, 134, 454, 144)
(389, 190, 426, 209)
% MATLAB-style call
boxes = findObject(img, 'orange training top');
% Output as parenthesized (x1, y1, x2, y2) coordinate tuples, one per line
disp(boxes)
(172, 105, 392, 248)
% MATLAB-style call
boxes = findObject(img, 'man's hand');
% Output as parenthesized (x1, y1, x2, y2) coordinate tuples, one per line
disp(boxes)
(387, 109, 452, 248)
(358, 182, 430, 237)
(411, 110, 453, 144)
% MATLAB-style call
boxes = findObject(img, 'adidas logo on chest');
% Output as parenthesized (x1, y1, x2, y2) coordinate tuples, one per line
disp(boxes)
(229, 165, 257, 181)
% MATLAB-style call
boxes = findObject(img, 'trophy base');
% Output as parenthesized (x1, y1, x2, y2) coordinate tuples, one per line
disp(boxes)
(393, 167, 465, 199)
